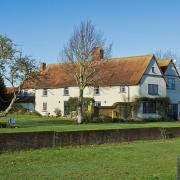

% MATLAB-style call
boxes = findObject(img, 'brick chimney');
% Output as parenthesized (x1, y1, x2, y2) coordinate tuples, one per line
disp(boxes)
(92, 47, 104, 61)
(40, 63, 46, 71)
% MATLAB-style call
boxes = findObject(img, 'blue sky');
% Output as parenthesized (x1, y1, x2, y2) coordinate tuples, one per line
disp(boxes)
(0, 0, 180, 63)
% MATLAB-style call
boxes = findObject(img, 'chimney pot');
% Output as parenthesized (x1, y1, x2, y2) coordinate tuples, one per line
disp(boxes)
(92, 47, 104, 61)
(40, 63, 46, 71)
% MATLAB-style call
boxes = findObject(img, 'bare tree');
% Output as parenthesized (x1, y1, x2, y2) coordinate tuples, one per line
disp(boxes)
(155, 50, 180, 64)
(62, 21, 112, 124)
(0, 35, 38, 116)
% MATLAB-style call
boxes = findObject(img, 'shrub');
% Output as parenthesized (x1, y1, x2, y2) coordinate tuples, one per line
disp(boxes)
(83, 112, 93, 123)
(97, 115, 112, 123)
(142, 117, 177, 122)
(142, 118, 163, 122)
(69, 111, 77, 119)
(10, 103, 26, 113)
(133, 97, 170, 118)
(54, 108, 62, 117)
(68, 97, 94, 112)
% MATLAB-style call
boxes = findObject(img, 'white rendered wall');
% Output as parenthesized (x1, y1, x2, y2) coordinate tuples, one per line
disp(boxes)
(139, 57, 166, 97)
(137, 58, 166, 118)
(35, 87, 78, 116)
(83, 85, 140, 105)
(139, 75, 166, 98)
(35, 85, 140, 116)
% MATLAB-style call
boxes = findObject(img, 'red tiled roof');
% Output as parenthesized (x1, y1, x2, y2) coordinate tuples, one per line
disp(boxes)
(157, 59, 171, 67)
(23, 54, 154, 89)
(98, 55, 154, 85)
(157, 59, 180, 77)
(6, 87, 15, 94)
(157, 59, 171, 74)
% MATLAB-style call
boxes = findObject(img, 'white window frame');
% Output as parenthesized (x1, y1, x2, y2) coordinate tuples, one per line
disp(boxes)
(94, 101, 101, 107)
(64, 87, 69, 96)
(42, 102, 47, 112)
(43, 89, 48, 96)
(148, 84, 158, 95)
(167, 78, 175, 90)
(23, 90, 28, 96)
(94, 86, 100, 95)
(120, 86, 126, 93)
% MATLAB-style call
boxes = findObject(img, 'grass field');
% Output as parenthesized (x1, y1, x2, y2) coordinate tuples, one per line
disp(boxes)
(0, 138, 179, 179)
(0, 113, 180, 133)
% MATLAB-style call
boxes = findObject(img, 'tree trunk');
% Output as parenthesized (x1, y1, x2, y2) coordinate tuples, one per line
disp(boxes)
(0, 94, 16, 117)
(77, 88, 83, 124)
(0, 86, 19, 117)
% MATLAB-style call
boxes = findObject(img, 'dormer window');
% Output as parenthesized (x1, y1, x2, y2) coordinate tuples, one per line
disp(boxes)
(94, 86, 100, 95)
(64, 87, 69, 96)
(43, 89, 48, 96)
(152, 67, 155, 73)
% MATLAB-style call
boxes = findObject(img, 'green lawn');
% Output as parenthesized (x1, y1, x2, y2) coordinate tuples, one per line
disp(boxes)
(0, 138, 180, 179)
(0, 114, 180, 133)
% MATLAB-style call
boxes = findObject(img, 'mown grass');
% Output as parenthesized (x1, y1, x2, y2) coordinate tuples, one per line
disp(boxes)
(0, 138, 180, 179)
(0, 113, 180, 133)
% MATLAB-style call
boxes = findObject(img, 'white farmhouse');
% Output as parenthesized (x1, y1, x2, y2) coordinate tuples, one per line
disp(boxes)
(22, 48, 180, 120)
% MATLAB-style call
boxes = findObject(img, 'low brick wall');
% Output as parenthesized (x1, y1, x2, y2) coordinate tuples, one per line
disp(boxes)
(55, 127, 161, 146)
(0, 127, 180, 152)
(165, 127, 180, 137)
(0, 131, 55, 152)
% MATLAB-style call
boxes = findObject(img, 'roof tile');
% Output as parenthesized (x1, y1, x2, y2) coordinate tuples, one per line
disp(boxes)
(23, 54, 154, 88)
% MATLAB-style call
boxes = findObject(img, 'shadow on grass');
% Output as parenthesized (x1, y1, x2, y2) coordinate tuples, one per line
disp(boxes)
(13, 120, 147, 129)
(19, 120, 76, 128)
(17, 119, 177, 128)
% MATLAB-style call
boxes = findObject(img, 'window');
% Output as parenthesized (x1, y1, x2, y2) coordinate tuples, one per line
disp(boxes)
(167, 104, 178, 119)
(120, 86, 126, 93)
(94, 101, 101, 107)
(23, 90, 28, 96)
(94, 86, 100, 95)
(152, 67, 155, 73)
(167, 78, 175, 90)
(42, 102, 47, 112)
(143, 102, 156, 113)
(64, 87, 69, 96)
(43, 89, 48, 96)
(64, 101, 70, 115)
(148, 84, 158, 95)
